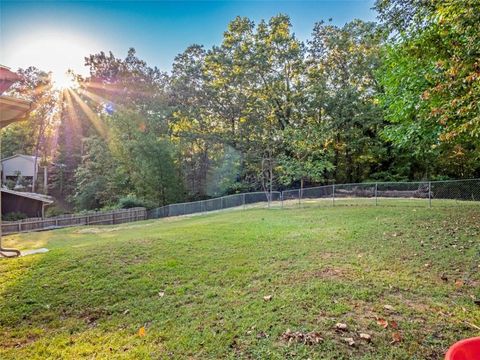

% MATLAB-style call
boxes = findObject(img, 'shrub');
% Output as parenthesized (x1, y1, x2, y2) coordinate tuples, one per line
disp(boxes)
(45, 206, 66, 218)
(4, 212, 28, 221)
(118, 196, 156, 209)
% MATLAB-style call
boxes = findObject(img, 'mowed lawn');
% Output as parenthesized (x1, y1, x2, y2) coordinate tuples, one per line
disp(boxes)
(1, 204, 479, 359)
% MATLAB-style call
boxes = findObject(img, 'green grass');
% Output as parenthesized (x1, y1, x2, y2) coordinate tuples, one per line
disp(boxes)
(1, 204, 479, 359)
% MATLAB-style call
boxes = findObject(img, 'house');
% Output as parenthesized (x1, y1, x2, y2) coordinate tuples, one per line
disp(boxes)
(1, 154, 47, 192)
(1, 65, 33, 257)
(0, 66, 31, 128)
(1, 188, 54, 218)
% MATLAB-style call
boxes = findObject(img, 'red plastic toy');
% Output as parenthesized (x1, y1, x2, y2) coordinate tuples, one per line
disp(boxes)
(445, 337, 480, 360)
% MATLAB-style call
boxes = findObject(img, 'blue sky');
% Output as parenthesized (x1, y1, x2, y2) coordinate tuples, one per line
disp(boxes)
(1, 1, 377, 76)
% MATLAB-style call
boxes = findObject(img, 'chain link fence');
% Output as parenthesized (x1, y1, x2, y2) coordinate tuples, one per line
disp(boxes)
(282, 179, 480, 208)
(147, 191, 281, 219)
(148, 179, 479, 219)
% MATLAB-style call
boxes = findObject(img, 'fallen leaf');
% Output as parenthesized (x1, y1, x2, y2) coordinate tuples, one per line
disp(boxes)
(359, 333, 371, 342)
(138, 327, 146, 337)
(335, 323, 348, 331)
(343, 337, 356, 346)
(263, 295, 273, 302)
(455, 280, 464, 288)
(391, 332, 402, 344)
(158, 291, 165, 297)
(390, 320, 398, 329)
(256, 331, 268, 339)
(376, 318, 388, 328)
(123, 309, 130, 315)
(383, 305, 395, 312)
(281, 329, 323, 345)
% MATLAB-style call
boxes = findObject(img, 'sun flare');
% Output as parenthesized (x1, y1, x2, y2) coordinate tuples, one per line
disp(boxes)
(3, 30, 101, 89)
(52, 70, 77, 90)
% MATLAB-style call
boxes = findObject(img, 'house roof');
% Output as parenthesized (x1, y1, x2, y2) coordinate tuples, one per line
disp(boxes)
(1, 154, 38, 163)
(0, 95, 31, 128)
(1, 188, 54, 204)
(0, 66, 21, 94)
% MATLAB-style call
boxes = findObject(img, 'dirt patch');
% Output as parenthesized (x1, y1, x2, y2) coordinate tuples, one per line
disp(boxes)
(1, 333, 39, 349)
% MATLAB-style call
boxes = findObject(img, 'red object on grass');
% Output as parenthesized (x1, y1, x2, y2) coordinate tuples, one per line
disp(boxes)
(445, 337, 480, 360)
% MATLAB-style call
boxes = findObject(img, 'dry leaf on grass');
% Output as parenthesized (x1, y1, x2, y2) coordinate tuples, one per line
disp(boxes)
(343, 337, 356, 346)
(455, 279, 464, 288)
(256, 331, 268, 339)
(376, 318, 388, 328)
(281, 329, 323, 345)
(138, 327, 146, 337)
(383, 305, 395, 311)
(359, 333, 371, 342)
(263, 295, 273, 302)
(390, 320, 398, 329)
(391, 332, 402, 344)
(335, 323, 348, 331)
(158, 291, 165, 297)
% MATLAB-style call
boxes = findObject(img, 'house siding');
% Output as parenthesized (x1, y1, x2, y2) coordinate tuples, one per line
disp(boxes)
(2, 191, 44, 218)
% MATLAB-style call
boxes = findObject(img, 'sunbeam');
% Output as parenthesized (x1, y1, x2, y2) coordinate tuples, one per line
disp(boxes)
(67, 88, 108, 139)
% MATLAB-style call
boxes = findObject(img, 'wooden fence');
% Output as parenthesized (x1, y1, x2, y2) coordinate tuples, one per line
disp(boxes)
(1, 207, 147, 235)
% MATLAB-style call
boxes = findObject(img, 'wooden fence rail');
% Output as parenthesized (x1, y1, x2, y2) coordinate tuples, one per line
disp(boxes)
(1, 207, 147, 235)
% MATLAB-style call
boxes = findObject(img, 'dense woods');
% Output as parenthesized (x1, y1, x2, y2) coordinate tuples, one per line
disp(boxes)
(2, 0, 479, 211)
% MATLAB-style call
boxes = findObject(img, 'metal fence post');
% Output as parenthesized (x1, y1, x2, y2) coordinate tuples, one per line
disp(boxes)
(243, 193, 246, 210)
(332, 184, 335, 206)
(281, 191, 284, 209)
(298, 189, 301, 207)
(428, 181, 432, 208)
(375, 182, 378, 206)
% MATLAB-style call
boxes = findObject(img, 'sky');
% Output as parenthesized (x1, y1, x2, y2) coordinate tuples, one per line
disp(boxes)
(1, 0, 377, 82)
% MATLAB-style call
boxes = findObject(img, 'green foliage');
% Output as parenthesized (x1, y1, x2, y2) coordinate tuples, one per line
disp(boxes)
(44, 205, 66, 218)
(376, 0, 480, 178)
(118, 196, 156, 210)
(16, 8, 479, 211)
(3, 212, 28, 221)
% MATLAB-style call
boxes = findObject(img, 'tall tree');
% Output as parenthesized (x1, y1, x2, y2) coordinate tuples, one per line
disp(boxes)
(308, 20, 386, 183)
(376, 0, 480, 178)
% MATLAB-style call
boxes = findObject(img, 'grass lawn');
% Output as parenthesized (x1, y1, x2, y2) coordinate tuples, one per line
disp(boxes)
(1, 204, 479, 359)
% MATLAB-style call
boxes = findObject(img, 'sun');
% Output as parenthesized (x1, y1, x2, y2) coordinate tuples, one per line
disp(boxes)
(3, 29, 102, 90)
(52, 70, 78, 90)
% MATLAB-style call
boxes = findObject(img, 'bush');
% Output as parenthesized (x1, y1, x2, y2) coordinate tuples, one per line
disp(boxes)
(118, 196, 156, 210)
(45, 206, 66, 218)
(4, 212, 28, 221)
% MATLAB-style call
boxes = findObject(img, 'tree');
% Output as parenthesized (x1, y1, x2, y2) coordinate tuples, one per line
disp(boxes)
(73, 136, 119, 209)
(375, 0, 480, 178)
(307, 20, 386, 183)
(203, 15, 307, 192)
(2, 67, 57, 192)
